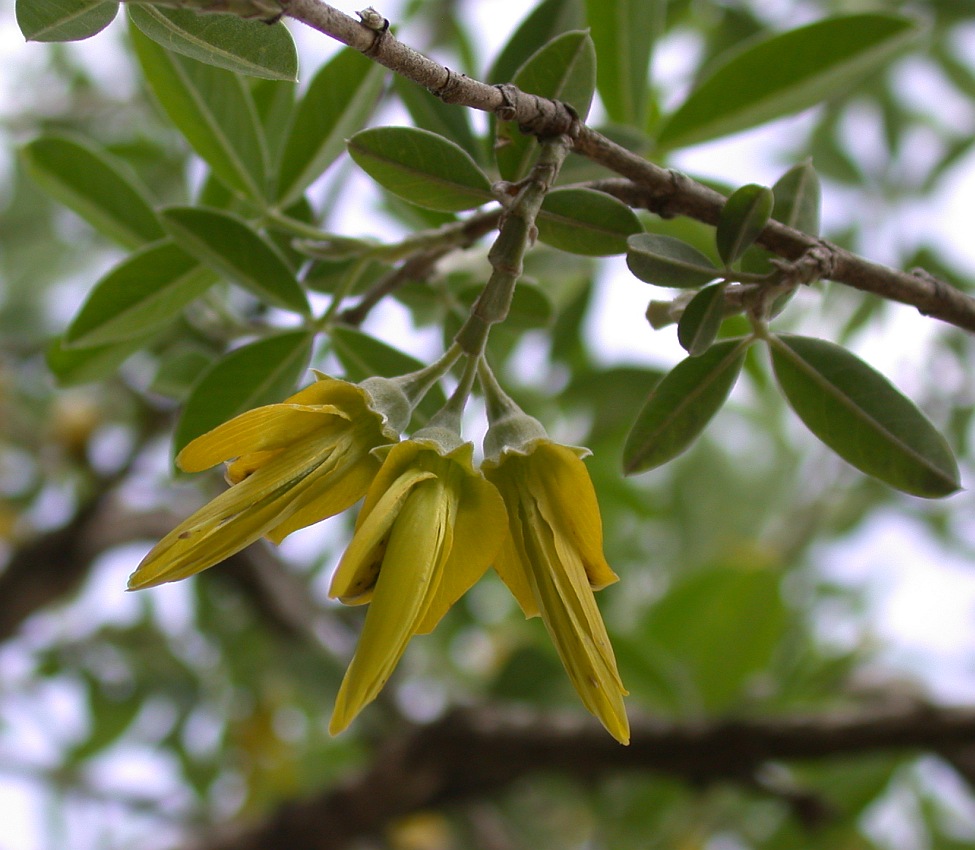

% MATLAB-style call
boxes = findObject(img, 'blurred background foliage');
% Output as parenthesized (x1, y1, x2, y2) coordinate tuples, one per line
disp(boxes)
(4, 0, 975, 848)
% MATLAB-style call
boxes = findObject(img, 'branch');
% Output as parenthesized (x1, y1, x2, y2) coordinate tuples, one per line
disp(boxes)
(187, 701, 975, 850)
(336, 208, 503, 326)
(0, 494, 327, 647)
(280, 0, 975, 335)
(585, 177, 975, 332)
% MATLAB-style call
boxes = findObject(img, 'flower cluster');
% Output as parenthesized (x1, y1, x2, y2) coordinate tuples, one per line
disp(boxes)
(129, 363, 629, 744)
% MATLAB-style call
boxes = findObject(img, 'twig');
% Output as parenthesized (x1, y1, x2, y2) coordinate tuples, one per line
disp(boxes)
(586, 177, 975, 332)
(280, 0, 975, 335)
(336, 209, 503, 326)
(455, 135, 574, 354)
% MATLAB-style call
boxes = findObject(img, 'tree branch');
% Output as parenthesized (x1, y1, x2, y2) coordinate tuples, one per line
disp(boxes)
(188, 701, 975, 850)
(585, 177, 975, 332)
(281, 0, 975, 335)
(0, 494, 327, 647)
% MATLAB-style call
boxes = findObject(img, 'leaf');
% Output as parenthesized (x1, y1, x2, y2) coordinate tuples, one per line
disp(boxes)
(393, 76, 481, 164)
(329, 326, 447, 422)
(65, 241, 217, 348)
(127, 5, 297, 80)
(677, 283, 727, 356)
(21, 134, 163, 249)
(347, 127, 494, 212)
(66, 674, 143, 763)
(160, 206, 309, 315)
(130, 19, 268, 201)
(626, 233, 720, 289)
(656, 14, 920, 150)
(623, 339, 749, 474)
(151, 345, 217, 400)
(251, 78, 296, 166)
(173, 330, 314, 456)
(716, 183, 773, 265)
(536, 188, 643, 256)
(487, 0, 584, 85)
(772, 160, 821, 235)
(496, 30, 597, 181)
(565, 365, 665, 443)
(17, 0, 118, 42)
(46, 335, 150, 386)
(635, 567, 787, 713)
(585, 0, 663, 126)
(276, 50, 386, 207)
(769, 334, 960, 498)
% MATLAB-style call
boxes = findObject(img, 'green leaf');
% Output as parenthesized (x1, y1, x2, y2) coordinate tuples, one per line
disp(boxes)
(656, 14, 920, 150)
(173, 330, 314, 456)
(585, 0, 663, 126)
(536, 188, 643, 256)
(65, 241, 217, 348)
(329, 326, 447, 422)
(127, 5, 297, 80)
(496, 30, 597, 181)
(347, 127, 494, 212)
(46, 335, 149, 386)
(151, 345, 217, 400)
(487, 0, 584, 84)
(130, 19, 268, 200)
(276, 50, 386, 208)
(772, 160, 821, 235)
(17, 0, 117, 41)
(716, 183, 773, 265)
(21, 134, 163, 249)
(160, 206, 309, 315)
(635, 567, 787, 713)
(626, 233, 720, 289)
(66, 674, 143, 763)
(677, 283, 727, 356)
(623, 338, 748, 474)
(251, 78, 297, 166)
(393, 76, 481, 164)
(769, 334, 960, 498)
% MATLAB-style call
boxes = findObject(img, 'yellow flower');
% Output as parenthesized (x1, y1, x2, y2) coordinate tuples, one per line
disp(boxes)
(482, 439, 630, 745)
(328, 434, 507, 734)
(127, 375, 398, 590)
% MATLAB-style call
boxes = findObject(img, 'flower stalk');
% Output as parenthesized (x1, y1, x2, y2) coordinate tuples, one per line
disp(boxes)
(454, 135, 572, 357)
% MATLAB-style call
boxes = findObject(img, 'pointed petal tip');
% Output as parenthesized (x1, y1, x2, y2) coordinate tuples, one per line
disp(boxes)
(327, 713, 349, 737)
(609, 712, 630, 745)
(126, 573, 153, 591)
(126, 564, 166, 591)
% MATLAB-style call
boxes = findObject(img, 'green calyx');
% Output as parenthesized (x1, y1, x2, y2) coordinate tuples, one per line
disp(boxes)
(359, 376, 413, 438)
(483, 410, 549, 461)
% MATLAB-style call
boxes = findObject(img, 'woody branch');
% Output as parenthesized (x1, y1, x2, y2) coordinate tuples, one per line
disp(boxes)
(188, 702, 975, 850)
(272, 0, 975, 334)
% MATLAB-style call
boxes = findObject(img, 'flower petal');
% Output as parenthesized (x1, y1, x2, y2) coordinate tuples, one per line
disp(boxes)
(527, 443, 619, 590)
(130, 434, 343, 589)
(129, 472, 300, 589)
(415, 459, 507, 634)
(177, 405, 346, 472)
(483, 458, 541, 618)
(517, 495, 629, 744)
(328, 466, 436, 604)
(491, 530, 540, 618)
(263, 451, 380, 544)
(329, 479, 449, 734)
